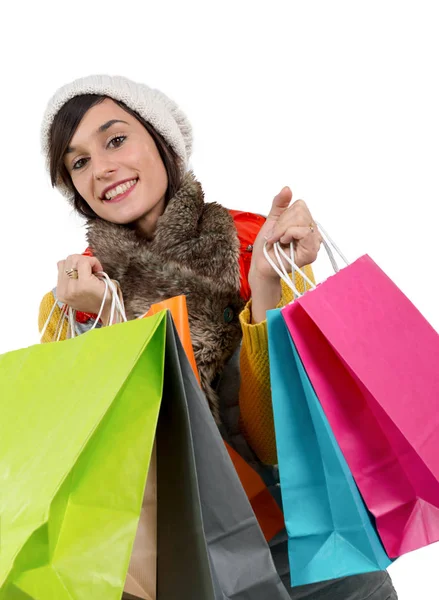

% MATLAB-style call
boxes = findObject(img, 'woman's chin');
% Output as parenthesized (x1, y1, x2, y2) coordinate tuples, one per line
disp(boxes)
(96, 194, 165, 228)
(102, 203, 146, 225)
(107, 212, 157, 232)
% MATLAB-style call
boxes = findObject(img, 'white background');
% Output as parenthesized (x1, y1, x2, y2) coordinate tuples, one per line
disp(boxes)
(1, 1, 438, 597)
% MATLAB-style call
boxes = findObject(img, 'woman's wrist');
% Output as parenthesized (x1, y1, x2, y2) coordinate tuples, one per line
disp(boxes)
(248, 271, 282, 324)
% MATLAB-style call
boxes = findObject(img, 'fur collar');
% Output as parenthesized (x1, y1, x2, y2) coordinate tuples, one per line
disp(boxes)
(86, 172, 244, 422)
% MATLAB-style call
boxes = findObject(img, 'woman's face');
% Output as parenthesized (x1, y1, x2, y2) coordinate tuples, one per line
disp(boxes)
(64, 98, 168, 230)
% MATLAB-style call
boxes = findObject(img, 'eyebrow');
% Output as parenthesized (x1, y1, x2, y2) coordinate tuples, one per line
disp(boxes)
(65, 119, 129, 154)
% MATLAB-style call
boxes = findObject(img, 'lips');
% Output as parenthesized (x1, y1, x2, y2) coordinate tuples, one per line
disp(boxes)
(102, 178, 139, 202)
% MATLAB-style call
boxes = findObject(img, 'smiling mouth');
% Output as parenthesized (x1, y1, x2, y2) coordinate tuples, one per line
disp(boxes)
(103, 178, 138, 202)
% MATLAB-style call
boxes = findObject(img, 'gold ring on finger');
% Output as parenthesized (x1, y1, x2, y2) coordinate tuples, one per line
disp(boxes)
(65, 268, 79, 280)
(309, 222, 315, 233)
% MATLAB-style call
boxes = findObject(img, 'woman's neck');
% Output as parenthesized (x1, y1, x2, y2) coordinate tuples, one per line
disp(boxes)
(133, 195, 166, 239)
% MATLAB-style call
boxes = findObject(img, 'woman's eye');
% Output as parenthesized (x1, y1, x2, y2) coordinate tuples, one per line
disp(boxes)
(71, 135, 126, 170)
(72, 158, 87, 170)
(108, 135, 126, 148)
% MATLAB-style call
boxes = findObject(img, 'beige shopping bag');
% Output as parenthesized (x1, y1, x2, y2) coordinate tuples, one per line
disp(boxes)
(123, 445, 157, 600)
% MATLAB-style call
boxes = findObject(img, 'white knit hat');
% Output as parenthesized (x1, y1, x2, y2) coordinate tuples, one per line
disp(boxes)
(41, 74, 193, 201)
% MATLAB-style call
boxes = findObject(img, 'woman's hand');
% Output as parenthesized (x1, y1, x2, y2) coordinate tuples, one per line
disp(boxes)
(249, 187, 322, 323)
(250, 187, 322, 281)
(56, 254, 111, 319)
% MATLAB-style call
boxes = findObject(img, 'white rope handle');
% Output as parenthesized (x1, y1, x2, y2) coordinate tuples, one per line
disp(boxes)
(263, 242, 302, 296)
(68, 273, 127, 338)
(39, 272, 127, 342)
(273, 242, 302, 297)
(263, 221, 350, 299)
(315, 220, 350, 271)
(276, 244, 317, 289)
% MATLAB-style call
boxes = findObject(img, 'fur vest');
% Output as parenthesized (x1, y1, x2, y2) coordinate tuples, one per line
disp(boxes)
(86, 172, 245, 423)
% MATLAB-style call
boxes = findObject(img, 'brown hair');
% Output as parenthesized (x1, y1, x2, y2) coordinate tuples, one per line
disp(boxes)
(49, 94, 182, 219)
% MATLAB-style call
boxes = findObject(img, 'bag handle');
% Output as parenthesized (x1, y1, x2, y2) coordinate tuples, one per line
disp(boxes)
(40, 272, 127, 342)
(263, 221, 350, 298)
(315, 220, 350, 271)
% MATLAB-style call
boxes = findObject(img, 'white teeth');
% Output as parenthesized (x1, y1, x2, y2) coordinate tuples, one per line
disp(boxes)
(105, 179, 137, 200)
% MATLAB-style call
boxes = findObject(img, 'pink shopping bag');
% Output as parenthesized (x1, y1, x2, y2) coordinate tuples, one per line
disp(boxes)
(282, 254, 439, 558)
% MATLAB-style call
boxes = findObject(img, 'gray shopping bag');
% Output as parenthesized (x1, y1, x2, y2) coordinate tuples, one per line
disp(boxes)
(157, 315, 290, 599)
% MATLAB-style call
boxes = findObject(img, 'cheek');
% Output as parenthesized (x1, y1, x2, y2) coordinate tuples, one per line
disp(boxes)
(71, 172, 103, 214)
(135, 146, 168, 190)
(134, 141, 162, 169)
(71, 172, 92, 201)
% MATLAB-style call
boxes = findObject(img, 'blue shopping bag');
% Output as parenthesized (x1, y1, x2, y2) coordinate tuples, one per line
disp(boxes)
(267, 308, 391, 587)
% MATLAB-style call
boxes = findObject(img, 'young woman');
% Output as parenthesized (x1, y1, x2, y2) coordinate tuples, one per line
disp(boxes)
(39, 74, 397, 599)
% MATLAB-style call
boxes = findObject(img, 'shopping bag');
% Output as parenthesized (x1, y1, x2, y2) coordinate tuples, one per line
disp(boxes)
(267, 307, 391, 586)
(145, 295, 284, 543)
(144, 295, 200, 384)
(123, 445, 157, 600)
(158, 315, 291, 599)
(225, 443, 285, 542)
(0, 314, 165, 599)
(282, 254, 439, 557)
(1, 310, 289, 599)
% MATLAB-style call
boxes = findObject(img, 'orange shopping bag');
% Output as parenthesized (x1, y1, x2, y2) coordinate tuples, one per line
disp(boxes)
(144, 296, 284, 542)
(145, 296, 200, 385)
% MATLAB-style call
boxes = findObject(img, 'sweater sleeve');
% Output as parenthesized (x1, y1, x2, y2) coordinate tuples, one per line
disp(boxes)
(238, 265, 315, 465)
(38, 291, 69, 343)
(38, 290, 100, 343)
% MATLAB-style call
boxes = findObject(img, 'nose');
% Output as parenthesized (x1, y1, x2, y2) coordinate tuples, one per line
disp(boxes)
(92, 151, 117, 181)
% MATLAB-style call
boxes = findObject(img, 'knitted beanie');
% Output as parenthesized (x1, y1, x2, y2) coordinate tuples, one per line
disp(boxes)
(41, 74, 193, 201)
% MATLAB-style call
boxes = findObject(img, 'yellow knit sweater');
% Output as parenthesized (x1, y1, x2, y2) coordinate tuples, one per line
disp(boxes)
(38, 265, 314, 466)
(238, 265, 314, 464)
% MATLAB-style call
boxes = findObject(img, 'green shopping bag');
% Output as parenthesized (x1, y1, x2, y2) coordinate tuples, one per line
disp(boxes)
(0, 314, 166, 600)
(1, 310, 290, 599)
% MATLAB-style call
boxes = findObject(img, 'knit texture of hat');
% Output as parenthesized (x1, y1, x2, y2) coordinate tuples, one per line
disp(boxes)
(41, 74, 193, 201)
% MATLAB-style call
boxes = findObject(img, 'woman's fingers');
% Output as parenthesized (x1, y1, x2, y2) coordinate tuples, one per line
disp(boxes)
(267, 226, 322, 268)
(55, 255, 106, 311)
(267, 187, 293, 220)
(57, 255, 104, 282)
(266, 199, 313, 243)
(278, 226, 311, 245)
(88, 256, 104, 274)
(76, 255, 103, 280)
